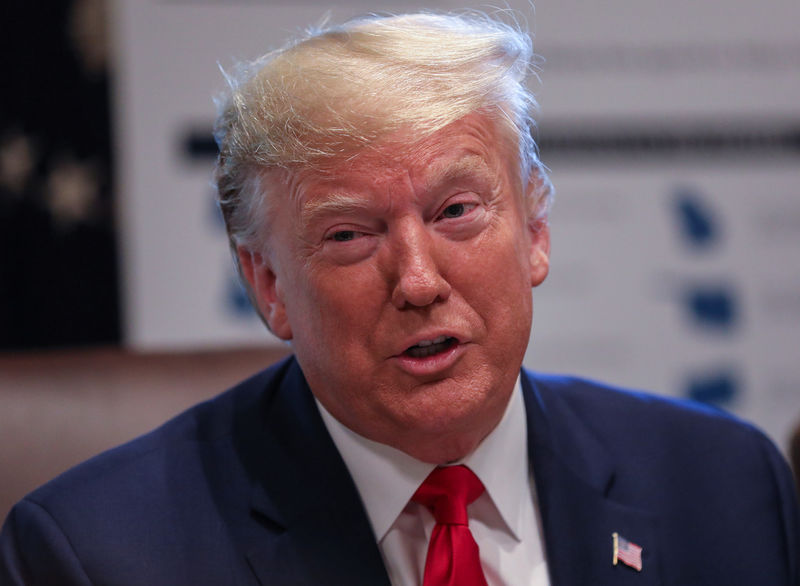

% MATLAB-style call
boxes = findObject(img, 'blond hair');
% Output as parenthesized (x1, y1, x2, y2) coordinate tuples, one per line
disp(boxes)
(214, 11, 552, 256)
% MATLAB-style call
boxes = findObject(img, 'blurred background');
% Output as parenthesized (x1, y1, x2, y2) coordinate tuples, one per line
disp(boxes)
(1, 0, 799, 512)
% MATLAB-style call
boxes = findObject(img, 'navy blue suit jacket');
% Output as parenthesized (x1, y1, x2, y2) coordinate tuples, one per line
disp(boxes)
(2, 356, 798, 584)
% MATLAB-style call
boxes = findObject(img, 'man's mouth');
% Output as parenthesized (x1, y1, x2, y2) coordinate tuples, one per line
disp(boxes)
(403, 335, 458, 359)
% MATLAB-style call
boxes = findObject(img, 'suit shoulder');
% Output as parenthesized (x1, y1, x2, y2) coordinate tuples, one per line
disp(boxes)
(522, 369, 778, 459)
(1, 356, 300, 584)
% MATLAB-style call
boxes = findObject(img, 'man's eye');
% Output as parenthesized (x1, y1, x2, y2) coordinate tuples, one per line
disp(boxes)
(331, 230, 358, 242)
(441, 203, 466, 219)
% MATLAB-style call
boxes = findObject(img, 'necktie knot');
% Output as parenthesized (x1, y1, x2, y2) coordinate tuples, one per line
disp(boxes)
(412, 465, 485, 526)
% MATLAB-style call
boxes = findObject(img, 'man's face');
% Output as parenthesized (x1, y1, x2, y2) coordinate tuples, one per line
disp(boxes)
(241, 113, 549, 463)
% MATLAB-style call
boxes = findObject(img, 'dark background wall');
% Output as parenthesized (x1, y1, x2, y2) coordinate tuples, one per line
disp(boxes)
(0, 0, 119, 350)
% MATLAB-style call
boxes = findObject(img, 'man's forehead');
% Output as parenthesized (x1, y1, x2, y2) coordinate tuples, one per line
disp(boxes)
(297, 132, 504, 190)
(291, 150, 496, 215)
(297, 111, 505, 176)
(266, 113, 519, 223)
(309, 150, 493, 187)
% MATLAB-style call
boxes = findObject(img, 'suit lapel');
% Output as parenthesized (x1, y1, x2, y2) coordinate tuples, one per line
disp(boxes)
(242, 359, 391, 586)
(521, 373, 661, 585)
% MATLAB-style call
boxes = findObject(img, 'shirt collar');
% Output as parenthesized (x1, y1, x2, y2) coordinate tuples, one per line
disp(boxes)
(316, 376, 529, 542)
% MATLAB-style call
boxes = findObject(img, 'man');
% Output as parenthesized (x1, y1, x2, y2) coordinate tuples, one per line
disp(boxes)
(1, 11, 798, 586)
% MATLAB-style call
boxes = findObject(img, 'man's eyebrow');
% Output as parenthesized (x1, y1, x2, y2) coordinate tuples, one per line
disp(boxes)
(421, 154, 494, 191)
(299, 192, 374, 230)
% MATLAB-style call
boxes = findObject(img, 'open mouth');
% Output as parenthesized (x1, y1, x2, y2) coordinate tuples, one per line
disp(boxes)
(403, 335, 458, 359)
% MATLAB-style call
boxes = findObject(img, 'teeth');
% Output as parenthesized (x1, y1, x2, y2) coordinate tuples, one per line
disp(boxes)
(405, 336, 454, 358)
(416, 335, 448, 348)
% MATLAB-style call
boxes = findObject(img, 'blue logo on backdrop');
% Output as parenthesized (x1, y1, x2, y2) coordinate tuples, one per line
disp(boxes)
(684, 284, 738, 331)
(673, 187, 719, 250)
(686, 368, 739, 406)
(671, 186, 740, 407)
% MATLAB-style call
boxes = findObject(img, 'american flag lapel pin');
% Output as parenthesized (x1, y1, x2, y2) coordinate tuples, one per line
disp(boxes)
(612, 532, 643, 572)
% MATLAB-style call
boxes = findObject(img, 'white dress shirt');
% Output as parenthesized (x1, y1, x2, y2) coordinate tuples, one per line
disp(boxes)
(317, 378, 550, 586)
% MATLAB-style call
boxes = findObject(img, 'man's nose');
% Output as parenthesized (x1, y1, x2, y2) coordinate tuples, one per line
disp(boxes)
(389, 220, 451, 309)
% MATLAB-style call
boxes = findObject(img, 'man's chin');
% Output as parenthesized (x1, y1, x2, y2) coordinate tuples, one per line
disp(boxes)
(376, 388, 510, 461)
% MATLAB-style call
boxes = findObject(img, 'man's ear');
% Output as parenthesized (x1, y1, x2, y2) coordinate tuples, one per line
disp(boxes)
(524, 173, 551, 288)
(528, 218, 550, 287)
(237, 246, 293, 340)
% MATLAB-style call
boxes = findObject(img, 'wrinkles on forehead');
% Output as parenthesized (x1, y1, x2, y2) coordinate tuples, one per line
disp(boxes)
(296, 153, 499, 230)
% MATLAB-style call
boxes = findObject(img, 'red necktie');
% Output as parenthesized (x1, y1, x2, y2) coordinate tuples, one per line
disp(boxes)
(412, 465, 489, 586)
